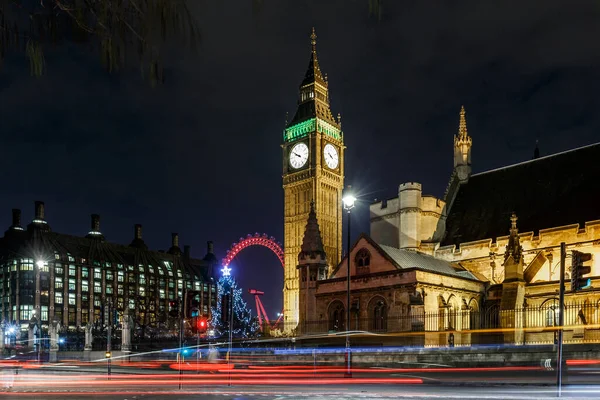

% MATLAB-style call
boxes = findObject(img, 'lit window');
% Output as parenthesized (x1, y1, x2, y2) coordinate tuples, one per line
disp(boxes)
(129, 299, 135, 309)
(55, 293, 63, 304)
(94, 300, 102, 307)
(106, 272, 113, 281)
(117, 271, 124, 282)
(68, 266, 76, 277)
(41, 306, 48, 321)
(55, 278, 63, 289)
(68, 293, 76, 305)
(139, 274, 146, 285)
(82, 267, 89, 278)
(94, 282, 101, 293)
(106, 286, 113, 294)
(68, 279, 76, 291)
(81, 280, 89, 292)
(118, 285, 124, 295)
(20, 261, 33, 271)
(159, 289, 165, 299)
(139, 286, 145, 296)
(20, 305, 33, 320)
(54, 254, 60, 260)
(94, 269, 101, 280)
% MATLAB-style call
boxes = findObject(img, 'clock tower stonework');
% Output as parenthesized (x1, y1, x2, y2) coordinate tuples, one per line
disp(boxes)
(282, 29, 344, 327)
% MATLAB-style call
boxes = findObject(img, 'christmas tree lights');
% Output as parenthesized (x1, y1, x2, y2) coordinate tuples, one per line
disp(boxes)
(211, 267, 258, 339)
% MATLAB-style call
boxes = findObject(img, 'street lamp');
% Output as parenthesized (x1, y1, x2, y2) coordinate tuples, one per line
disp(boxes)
(342, 189, 356, 379)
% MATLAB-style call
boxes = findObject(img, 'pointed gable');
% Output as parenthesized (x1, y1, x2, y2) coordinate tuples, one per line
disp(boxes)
(332, 233, 479, 281)
(332, 236, 398, 278)
(298, 201, 327, 262)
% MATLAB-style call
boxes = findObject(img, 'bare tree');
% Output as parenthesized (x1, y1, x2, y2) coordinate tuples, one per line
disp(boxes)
(0, 0, 199, 85)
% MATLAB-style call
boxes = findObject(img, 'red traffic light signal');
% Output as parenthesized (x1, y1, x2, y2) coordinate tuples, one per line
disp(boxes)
(196, 316, 208, 334)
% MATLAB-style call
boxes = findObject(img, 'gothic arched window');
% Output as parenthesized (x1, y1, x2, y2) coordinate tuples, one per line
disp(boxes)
(328, 301, 345, 332)
(370, 298, 387, 332)
(355, 248, 371, 274)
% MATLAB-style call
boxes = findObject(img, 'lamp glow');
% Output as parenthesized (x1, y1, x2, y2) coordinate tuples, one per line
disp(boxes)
(342, 194, 357, 210)
(36, 260, 44, 268)
(221, 266, 231, 277)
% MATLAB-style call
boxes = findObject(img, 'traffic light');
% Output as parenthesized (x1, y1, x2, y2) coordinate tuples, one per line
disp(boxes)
(169, 300, 179, 318)
(571, 250, 593, 292)
(197, 316, 208, 334)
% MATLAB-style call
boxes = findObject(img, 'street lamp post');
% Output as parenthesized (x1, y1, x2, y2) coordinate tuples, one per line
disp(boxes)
(106, 298, 112, 380)
(342, 189, 356, 379)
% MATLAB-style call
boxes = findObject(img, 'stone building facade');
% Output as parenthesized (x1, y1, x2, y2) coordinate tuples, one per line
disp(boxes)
(299, 106, 600, 346)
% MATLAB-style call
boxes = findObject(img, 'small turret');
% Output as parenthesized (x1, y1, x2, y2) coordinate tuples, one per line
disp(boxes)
(453, 105, 473, 182)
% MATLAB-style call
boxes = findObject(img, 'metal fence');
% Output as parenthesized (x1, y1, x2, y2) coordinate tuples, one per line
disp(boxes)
(274, 303, 600, 345)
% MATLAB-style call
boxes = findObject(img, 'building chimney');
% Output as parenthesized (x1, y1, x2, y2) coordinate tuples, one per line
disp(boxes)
(172, 233, 179, 248)
(12, 209, 22, 228)
(184, 245, 191, 259)
(129, 223, 147, 249)
(34, 201, 45, 220)
(207, 241, 214, 254)
(134, 224, 142, 240)
(91, 214, 100, 231)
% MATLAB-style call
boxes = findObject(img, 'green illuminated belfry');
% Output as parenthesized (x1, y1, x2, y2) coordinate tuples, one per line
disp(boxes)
(284, 27, 342, 142)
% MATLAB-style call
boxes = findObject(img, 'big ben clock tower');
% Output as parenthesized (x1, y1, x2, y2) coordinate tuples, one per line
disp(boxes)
(282, 28, 344, 327)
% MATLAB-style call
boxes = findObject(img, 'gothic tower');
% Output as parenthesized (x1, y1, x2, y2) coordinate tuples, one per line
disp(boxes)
(297, 201, 328, 333)
(453, 105, 472, 182)
(282, 28, 344, 326)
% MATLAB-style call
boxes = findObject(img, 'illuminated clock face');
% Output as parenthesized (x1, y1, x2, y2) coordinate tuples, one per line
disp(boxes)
(323, 143, 339, 169)
(289, 142, 309, 169)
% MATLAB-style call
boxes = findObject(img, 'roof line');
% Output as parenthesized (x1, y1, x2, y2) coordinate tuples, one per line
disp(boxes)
(472, 142, 600, 178)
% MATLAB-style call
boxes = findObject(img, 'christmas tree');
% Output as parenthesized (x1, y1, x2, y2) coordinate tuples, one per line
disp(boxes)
(211, 266, 258, 339)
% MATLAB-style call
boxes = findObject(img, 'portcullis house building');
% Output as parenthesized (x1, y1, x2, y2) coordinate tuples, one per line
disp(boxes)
(0, 201, 218, 340)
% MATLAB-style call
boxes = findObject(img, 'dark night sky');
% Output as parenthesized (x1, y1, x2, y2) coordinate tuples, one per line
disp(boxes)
(1, 0, 599, 316)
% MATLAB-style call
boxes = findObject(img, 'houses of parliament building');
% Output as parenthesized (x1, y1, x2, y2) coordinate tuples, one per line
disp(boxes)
(288, 30, 600, 346)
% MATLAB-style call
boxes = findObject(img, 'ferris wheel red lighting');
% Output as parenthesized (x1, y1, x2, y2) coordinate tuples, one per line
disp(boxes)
(221, 233, 284, 269)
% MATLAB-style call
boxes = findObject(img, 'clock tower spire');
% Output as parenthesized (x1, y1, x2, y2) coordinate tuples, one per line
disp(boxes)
(282, 28, 344, 328)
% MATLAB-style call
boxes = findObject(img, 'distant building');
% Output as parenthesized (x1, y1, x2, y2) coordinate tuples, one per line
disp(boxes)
(299, 106, 600, 346)
(0, 201, 218, 334)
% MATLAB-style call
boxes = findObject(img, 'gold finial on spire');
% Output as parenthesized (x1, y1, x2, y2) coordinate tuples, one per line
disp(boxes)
(310, 27, 317, 52)
(285, 111, 289, 125)
(458, 105, 468, 139)
(338, 113, 342, 127)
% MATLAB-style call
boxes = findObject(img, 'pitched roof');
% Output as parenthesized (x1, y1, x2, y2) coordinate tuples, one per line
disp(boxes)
(378, 243, 478, 280)
(332, 233, 479, 281)
(287, 29, 339, 128)
(0, 228, 215, 282)
(442, 142, 600, 246)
